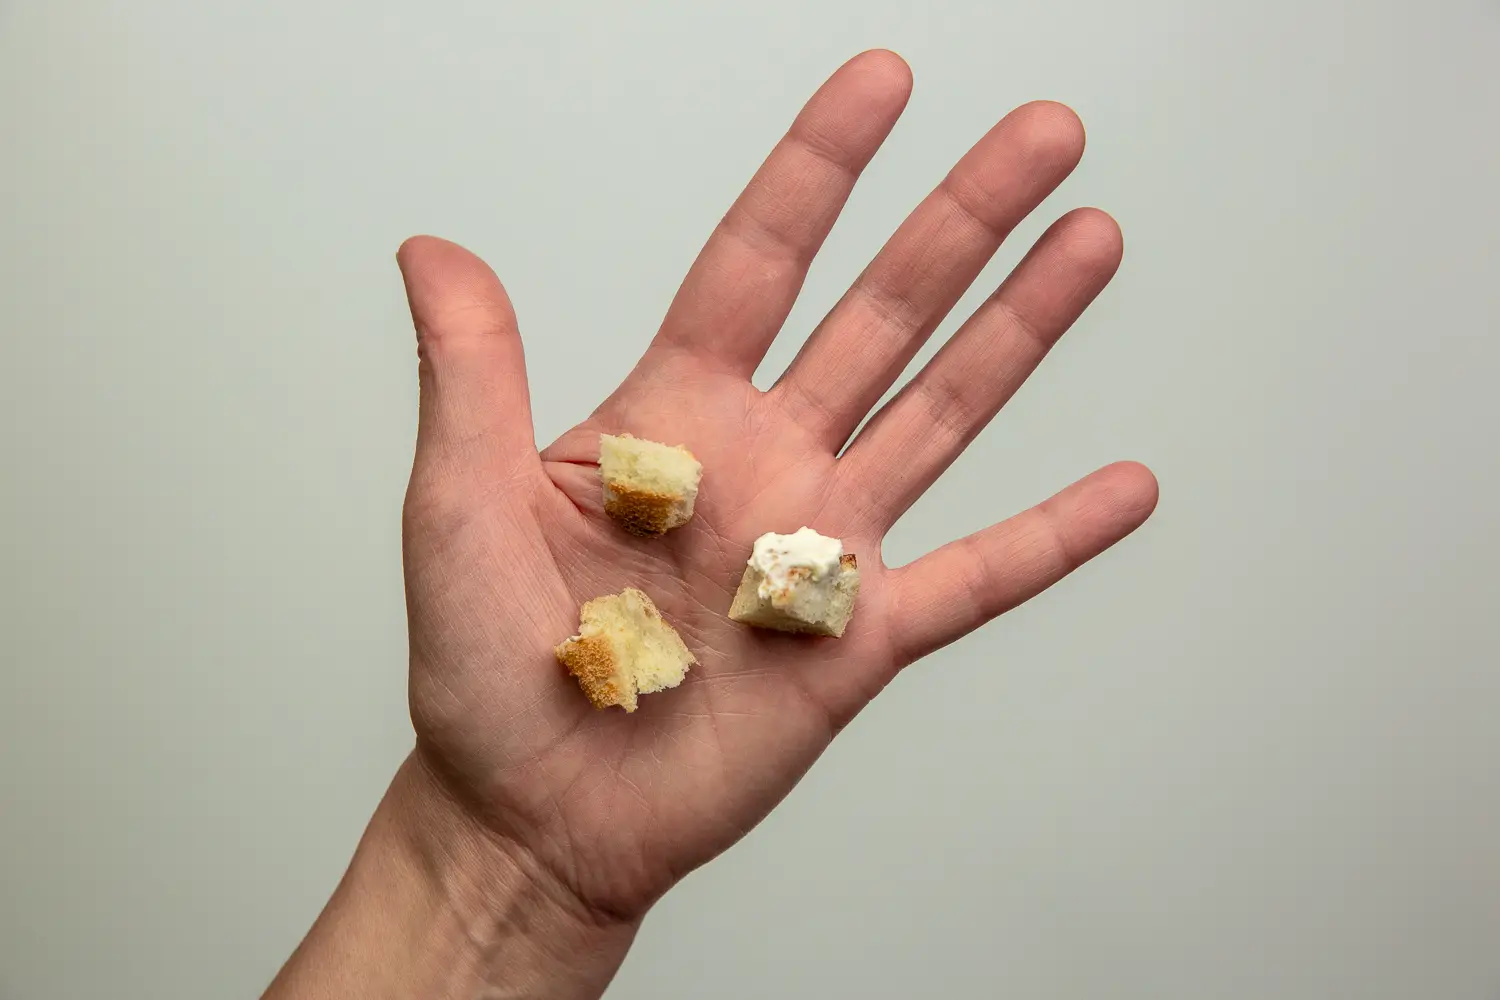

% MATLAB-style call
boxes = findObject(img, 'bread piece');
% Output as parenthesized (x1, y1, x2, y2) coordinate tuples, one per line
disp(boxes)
(555, 588, 695, 712)
(728, 527, 860, 637)
(599, 433, 702, 538)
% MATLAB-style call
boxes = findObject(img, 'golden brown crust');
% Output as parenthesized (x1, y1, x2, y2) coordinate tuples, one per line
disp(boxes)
(604, 484, 681, 538)
(554, 633, 635, 712)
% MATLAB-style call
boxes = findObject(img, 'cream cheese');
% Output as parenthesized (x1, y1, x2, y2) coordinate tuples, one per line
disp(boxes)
(749, 527, 843, 600)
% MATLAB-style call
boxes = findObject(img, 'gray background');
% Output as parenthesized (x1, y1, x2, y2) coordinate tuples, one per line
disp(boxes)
(2, 1, 1498, 997)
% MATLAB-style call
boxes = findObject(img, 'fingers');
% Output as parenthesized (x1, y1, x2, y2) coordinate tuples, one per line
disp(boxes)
(889, 462, 1158, 665)
(397, 236, 536, 485)
(648, 50, 912, 377)
(838, 208, 1123, 529)
(769, 101, 1086, 451)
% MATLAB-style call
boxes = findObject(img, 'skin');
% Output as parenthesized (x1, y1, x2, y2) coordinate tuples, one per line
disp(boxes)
(264, 49, 1159, 1000)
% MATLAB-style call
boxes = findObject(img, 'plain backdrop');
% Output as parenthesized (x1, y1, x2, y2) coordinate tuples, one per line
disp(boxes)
(2, 1, 1498, 997)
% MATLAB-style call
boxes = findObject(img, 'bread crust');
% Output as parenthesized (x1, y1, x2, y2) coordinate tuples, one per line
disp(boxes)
(556, 587, 694, 712)
(598, 433, 700, 537)
(604, 484, 683, 538)
(555, 632, 636, 711)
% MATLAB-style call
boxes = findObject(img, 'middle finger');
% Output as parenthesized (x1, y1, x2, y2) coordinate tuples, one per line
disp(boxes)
(767, 100, 1085, 452)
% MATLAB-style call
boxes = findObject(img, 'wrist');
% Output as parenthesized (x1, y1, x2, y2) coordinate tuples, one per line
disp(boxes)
(263, 752, 637, 1000)
(397, 750, 641, 992)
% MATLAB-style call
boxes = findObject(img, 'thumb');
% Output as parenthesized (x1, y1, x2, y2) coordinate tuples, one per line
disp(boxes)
(397, 236, 537, 490)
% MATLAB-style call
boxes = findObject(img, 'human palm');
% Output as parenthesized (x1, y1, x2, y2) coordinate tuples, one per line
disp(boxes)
(397, 51, 1157, 924)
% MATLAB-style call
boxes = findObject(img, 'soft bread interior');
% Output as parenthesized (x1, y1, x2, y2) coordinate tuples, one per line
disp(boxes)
(600, 434, 702, 496)
(729, 554, 860, 637)
(569, 588, 694, 709)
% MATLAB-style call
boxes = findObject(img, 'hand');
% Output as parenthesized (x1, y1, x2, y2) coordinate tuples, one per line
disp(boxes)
(398, 49, 1156, 933)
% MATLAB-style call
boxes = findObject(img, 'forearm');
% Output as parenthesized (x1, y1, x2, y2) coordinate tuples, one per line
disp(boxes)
(262, 753, 637, 1000)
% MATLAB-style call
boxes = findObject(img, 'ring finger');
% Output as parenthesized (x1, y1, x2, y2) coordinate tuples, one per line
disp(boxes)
(767, 100, 1086, 452)
(836, 208, 1125, 530)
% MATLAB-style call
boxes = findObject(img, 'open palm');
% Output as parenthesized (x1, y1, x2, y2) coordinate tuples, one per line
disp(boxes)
(397, 50, 1157, 925)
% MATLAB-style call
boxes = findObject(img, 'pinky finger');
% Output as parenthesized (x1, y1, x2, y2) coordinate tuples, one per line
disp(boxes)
(889, 462, 1159, 666)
